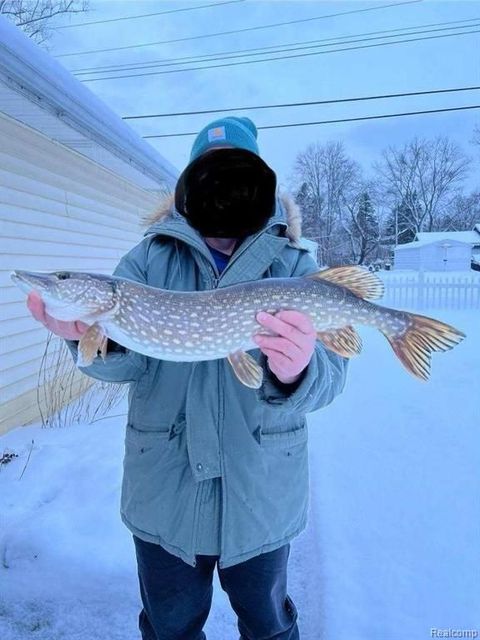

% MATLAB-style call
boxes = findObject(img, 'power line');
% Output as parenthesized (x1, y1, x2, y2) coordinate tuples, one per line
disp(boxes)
(73, 21, 479, 77)
(55, 1, 245, 29)
(141, 105, 480, 139)
(121, 87, 480, 120)
(70, 17, 480, 75)
(56, 0, 422, 58)
(79, 28, 480, 82)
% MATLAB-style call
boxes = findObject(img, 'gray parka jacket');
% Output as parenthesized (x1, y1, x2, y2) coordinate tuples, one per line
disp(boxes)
(66, 193, 348, 568)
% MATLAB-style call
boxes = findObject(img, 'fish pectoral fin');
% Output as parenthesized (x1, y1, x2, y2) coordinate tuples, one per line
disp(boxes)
(317, 326, 362, 358)
(227, 350, 264, 389)
(99, 335, 109, 361)
(306, 266, 384, 300)
(77, 323, 106, 367)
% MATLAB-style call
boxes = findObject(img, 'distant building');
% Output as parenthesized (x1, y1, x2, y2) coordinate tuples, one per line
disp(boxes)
(393, 227, 480, 271)
(0, 17, 179, 434)
(474, 224, 480, 267)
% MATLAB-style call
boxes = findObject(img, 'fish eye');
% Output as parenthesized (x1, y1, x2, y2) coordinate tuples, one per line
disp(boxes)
(56, 272, 70, 280)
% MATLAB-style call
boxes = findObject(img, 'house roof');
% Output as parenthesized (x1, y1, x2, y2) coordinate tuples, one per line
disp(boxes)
(395, 238, 473, 250)
(415, 230, 480, 246)
(0, 16, 178, 192)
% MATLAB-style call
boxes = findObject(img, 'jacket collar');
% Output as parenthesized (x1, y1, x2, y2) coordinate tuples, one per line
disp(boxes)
(141, 191, 302, 245)
(141, 191, 303, 284)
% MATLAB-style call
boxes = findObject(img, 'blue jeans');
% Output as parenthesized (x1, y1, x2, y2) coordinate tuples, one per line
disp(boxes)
(133, 535, 300, 640)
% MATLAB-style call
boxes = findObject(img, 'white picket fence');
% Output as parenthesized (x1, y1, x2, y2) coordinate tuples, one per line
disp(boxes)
(379, 271, 480, 310)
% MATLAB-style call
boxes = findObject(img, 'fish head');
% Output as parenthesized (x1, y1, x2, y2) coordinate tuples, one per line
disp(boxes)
(11, 270, 117, 321)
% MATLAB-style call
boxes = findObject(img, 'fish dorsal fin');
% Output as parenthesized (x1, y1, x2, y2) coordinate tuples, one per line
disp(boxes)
(306, 266, 384, 300)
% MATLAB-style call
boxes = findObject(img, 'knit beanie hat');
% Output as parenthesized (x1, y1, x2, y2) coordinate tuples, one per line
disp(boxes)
(189, 116, 259, 162)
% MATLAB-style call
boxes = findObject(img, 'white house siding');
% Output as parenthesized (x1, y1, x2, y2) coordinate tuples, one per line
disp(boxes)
(393, 246, 422, 270)
(394, 240, 471, 271)
(0, 112, 161, 434)
(425, 242, 471, 271)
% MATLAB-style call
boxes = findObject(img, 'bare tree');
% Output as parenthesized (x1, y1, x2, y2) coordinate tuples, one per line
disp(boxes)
(0, 0, 89, 47)
(472, 124, 480, 147)
(291, 141, 360, 265)
(341, 187, 382, 264)
(375, 136, 470, 238)
(438, 191, 480, 231)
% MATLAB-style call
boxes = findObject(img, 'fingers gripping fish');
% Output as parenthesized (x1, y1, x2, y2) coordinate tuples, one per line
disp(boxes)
(11, 267, 466, 388)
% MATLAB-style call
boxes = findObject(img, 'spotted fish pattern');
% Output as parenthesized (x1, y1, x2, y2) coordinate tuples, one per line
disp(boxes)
(11, 267, 466, 387)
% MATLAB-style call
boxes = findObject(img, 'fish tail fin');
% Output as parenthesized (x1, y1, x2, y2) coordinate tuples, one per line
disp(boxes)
(381, 313, 465, 381)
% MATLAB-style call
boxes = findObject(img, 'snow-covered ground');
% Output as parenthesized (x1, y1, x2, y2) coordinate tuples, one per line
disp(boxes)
(1, 309, 478, 640)
(382, 270, 480, 279)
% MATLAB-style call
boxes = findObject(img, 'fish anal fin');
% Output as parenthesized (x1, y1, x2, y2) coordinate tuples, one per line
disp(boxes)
(306, 266, 384, 300)
(382, 313, 465, 382)
(77, 323, 106, 367)
(227, 350, 264, 389)
(317, 326, 362, 358)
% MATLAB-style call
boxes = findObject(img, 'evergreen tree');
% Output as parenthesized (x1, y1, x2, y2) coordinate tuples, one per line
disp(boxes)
(294, 182, 322, 245)
(349, 191, 380, 264)
(386, 194, 422, 245)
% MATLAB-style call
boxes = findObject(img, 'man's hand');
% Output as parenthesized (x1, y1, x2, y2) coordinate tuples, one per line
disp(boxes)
(27, 290, 88, 340)
(253, 310, 317, 385)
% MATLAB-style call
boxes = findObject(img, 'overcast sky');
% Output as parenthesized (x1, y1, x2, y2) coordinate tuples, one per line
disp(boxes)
(48, 0, 479, 191)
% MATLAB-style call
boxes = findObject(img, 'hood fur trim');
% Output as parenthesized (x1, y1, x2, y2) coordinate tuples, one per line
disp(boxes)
(140, 191, 303, 245)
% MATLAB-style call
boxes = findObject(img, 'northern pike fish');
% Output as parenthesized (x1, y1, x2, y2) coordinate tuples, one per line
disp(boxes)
(11, 267, 465, 388)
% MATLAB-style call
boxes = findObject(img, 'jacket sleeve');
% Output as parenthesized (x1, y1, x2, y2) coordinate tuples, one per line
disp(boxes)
(64, 240, 149, 384)
(255, 249, 349, 414)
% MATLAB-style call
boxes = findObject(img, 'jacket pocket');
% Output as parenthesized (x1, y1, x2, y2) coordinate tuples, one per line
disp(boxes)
(125, 422, 171, 454)
(259, 421, 308, 449)
(121, 420, 192, 544)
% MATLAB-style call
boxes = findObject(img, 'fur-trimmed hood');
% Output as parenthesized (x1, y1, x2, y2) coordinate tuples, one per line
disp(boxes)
(140, 190, 303, 247)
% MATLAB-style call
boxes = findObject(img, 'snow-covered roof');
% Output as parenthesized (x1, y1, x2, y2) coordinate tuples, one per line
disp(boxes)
(415, 230, 480, 246)
(0, 16, 178, 191)
(395, 238, 472, 250)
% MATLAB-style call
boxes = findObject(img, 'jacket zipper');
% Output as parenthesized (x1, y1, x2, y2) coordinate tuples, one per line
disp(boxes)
(153, 226, 282, 563)
(149, 223, 283, 289)
(211, 266, 227, 564)
(191, 263, 220, 560)
(217, 340, 225, 565)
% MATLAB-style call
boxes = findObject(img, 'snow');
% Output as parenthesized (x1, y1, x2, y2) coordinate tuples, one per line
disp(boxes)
(0, 16, 179, 187)
(395, 239, 473, 250)
(395, 231, 480, 250)
(415, 231, 480, 246)
(1, 309, 479, 640)
(381, 269, 480, 279)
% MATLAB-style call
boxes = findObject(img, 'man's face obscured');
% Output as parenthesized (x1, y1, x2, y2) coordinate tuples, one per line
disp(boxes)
(174, 148, 277, 239)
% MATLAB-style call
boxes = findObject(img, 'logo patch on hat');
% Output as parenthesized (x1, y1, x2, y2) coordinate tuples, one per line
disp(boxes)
(208, 126, 226, 142)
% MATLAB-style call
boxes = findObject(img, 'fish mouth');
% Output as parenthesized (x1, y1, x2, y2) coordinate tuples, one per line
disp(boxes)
(11, 270, 92, 319)
(10, 270, 59, 295)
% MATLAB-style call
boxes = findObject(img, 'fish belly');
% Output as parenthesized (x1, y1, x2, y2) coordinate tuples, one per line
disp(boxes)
(102, 319, 258, 362)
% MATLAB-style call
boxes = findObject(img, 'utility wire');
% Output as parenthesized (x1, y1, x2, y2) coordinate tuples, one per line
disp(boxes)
(73, 21, 479, 77)
(79, 29, 480, 82)
(70, 17, 479, 75)
(56, 0, 422, 58)
(55, 1, 245, 29)
(141, 105, 480, 139)
(121, 87, 480, 120)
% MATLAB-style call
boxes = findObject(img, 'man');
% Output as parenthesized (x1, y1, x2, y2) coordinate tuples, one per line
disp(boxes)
(27, 117, 348, 640)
